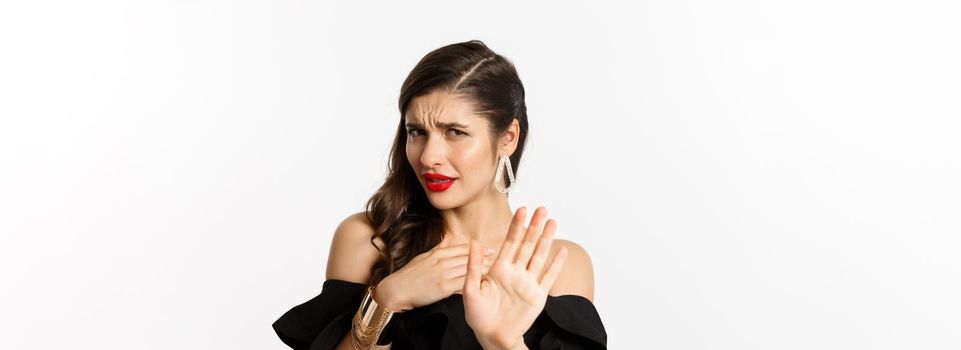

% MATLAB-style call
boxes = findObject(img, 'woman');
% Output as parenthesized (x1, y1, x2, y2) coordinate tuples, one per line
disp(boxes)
(272, 40, 607, 349)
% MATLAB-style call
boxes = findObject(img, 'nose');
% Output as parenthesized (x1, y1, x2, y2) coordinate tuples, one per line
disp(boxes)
(419, 132, 446, 169)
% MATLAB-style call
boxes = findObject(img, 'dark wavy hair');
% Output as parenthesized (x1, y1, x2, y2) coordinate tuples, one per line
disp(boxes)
(364, 40, 530, 285)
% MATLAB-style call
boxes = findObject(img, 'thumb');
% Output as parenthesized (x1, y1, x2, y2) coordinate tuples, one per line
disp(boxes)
(464, 240, 483, 295)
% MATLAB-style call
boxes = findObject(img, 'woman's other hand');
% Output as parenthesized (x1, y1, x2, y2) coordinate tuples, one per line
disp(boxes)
(375, 233, 494, 312)
(463, 206, 569, 349)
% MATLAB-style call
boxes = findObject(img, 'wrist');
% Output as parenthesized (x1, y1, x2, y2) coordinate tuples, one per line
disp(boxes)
(373, 280, 409, 312)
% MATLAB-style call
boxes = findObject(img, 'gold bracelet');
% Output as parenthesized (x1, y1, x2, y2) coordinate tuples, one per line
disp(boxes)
(350, 286, 396, 349)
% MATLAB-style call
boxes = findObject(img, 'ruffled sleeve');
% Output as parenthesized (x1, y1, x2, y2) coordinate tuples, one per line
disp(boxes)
(537, 295, 608, 349)
(272, 279, 370, 350)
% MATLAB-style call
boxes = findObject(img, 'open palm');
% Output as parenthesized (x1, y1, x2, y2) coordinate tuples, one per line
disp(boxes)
(463, 206, 569, 348)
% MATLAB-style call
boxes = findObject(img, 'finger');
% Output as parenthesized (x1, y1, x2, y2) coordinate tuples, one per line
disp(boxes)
(514, 206, 548, 266)
(442, 254, 493, 270)
(446, 261, 493, 279)
(431, 243, 471, 259)
(448, 266, 490, 295)
(441, 255, 469, 269)
(444, 265, 490, 293)
(539, 246, 569, 290)
(527, 218, 556, 274)
(464, 240, 484, 295)
(494, 206, 528, 264)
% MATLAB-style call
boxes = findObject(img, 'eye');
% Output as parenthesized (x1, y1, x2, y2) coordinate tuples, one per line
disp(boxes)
(407, 129, 424, 137)
(448, 129, 467, 136)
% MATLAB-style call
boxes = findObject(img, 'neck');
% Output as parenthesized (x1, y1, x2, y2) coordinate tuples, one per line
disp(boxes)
(439, 189, 515, 251)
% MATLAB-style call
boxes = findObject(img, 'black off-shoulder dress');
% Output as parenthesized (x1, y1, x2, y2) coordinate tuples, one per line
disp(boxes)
(273, 279, 607, 349)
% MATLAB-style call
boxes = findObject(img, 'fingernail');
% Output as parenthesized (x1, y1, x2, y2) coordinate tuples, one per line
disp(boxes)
(486, 248, 496, 253)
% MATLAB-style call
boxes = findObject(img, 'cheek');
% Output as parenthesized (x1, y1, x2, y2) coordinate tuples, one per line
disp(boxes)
(406, 147, 418, 169)
(451, 144, 492, 174)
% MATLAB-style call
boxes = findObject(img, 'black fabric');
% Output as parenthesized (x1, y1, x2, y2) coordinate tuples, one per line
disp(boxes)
(273, 279, 607, 349)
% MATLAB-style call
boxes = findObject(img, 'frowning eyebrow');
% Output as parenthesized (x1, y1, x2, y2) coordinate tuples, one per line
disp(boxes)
(405, 121, 470, 129)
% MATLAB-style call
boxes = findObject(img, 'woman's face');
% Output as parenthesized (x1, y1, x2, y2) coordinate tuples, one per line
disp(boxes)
(405, 89, 505, 209)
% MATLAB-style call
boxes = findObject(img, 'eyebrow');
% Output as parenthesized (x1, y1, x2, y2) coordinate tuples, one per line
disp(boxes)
(405, 121, 470, 129)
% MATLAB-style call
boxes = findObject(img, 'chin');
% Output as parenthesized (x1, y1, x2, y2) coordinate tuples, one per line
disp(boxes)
(425, 196, 456, 210)
(425, 190, 470, 210)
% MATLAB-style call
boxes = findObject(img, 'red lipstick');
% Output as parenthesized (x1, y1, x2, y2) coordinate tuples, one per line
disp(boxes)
(423, 173, 456, 192)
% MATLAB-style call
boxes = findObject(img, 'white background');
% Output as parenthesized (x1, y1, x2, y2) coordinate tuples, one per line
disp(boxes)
(2, 1, 959, 349)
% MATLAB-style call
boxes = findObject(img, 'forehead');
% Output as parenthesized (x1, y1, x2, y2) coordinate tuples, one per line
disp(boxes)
(404, 90, 482, 126)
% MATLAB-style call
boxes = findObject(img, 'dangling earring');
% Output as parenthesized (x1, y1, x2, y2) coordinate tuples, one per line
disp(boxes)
(494, 153, 515, 194)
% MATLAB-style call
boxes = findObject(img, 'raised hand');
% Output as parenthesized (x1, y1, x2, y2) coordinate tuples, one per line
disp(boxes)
(463, 206, 569, 349)
(375, 233, 494, 312)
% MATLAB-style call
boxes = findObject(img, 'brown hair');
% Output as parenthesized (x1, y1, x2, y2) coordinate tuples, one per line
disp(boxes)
(364, 40, 530, 285)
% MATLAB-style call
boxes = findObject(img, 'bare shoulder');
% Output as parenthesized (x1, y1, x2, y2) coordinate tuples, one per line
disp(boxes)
(325, 211, 384, 284)
(547, 239, 595, 302)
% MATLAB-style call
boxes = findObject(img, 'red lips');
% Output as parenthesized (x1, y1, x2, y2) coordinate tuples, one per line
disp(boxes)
(423, 173, 456, 192)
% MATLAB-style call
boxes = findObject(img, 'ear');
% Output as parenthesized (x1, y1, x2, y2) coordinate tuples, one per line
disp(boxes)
(497, 118, 520, 157)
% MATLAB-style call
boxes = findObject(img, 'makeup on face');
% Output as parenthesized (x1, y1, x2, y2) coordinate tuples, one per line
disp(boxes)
(423, 172, 456, 192)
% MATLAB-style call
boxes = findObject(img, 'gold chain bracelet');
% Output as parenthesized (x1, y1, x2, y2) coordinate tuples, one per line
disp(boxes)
(350, 285, 396, 349)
